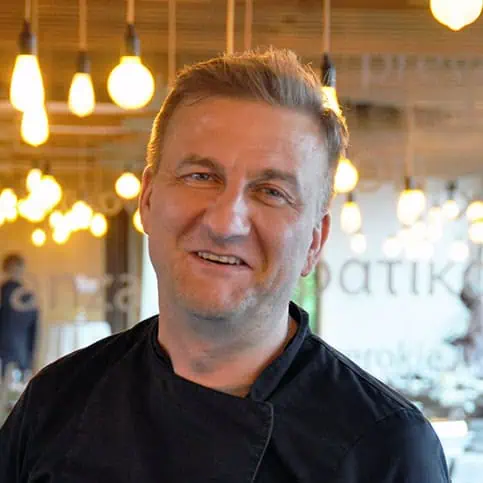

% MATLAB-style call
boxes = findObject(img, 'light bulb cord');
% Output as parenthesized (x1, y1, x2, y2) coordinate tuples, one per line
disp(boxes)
(244, 0, 253, 51)
(79, 0, 87, 51)
(168, 0, 176, 86)
(127, 0, 135, 25)
(323, 0, 330, 54)
(226, 0, 235, 54)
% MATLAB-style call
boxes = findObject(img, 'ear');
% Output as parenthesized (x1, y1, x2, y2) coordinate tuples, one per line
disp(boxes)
(139, 166, 155, 235)
(301, 213, 331, 277)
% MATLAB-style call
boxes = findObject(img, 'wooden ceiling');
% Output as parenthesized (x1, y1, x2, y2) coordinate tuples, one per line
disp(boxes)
(0, 0, 482, 185)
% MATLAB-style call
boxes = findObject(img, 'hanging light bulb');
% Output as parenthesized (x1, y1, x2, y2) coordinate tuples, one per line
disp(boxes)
(21, 105, 50, 146)
(107, 22, 155, 110)
(26, 167, 43, 192)
(48, 210, 63, 229)
(442, 181, 460, 220)
(52, 226, 71, 245)
(321, 53, 341, 115)
(133, 208, 144, 233)
(34, 174, 62, 210)
(430, 0, 483, 31)
(71, 200, 94, 230)
(10, 19, 45, 111)
(397, 176, 426, 226)
(340, 192, 362, 234)
(334, 157, 359, 194)
(469, 219, 483, 244)
(350, 232, 367, 255)
(31, 228, 46, 247)
(69, 53, 95, 117)
(449, 240, 469, 262)
(467, 200, 483, 222)
(90, 212, 108, 237)
(382, 236, 402, 259)
(115, 171, 141, 200)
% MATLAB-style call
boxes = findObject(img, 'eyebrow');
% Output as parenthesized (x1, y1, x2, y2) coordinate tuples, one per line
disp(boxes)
(251, 168, 301, 194)
(175, 154, 225, 177)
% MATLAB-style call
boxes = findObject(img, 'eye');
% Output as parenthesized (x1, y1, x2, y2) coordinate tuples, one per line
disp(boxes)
(258, 186, 291, 205)
(186, 172, 213, 182)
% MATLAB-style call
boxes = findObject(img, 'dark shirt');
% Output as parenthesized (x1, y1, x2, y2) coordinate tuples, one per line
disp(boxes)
(0, 280, 38, 373)
(0, 302, 449, 482)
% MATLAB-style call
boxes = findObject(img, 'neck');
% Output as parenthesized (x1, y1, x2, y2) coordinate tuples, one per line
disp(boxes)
(157, 305, 297, 397)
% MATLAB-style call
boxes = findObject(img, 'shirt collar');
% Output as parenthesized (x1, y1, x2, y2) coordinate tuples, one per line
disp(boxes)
(248, 301, 310, 401)
(150, 301, 311, 401)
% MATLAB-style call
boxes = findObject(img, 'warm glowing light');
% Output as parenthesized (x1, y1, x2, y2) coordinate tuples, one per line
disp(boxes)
(0, 188, 18, 208)
(382, 236, 402, 259)
(133, 209, 144, 233)
(340, 199, 362, 235)
(321, 86, 341, 115)
(21, 105, 49, 146)
(469, 220, 483, 244)
(350, 233, 367, 255)
(90, 213, 108, 238)
(10, 54, 45, 112)
(31, 228, 46, 247)
(107, 56, 155, 110)
(334, 158, 359, 194)
(442, 199, 460, 220)
(397, 188, 426, 226)
(449, 240, 469, 262)
(467, 200, 483, 222)
(26, 168, 43, 192)
(69, 72, 96, 117)
(36, 175, 62, 210)
(48, 210, 63, 229)
(71, 200, 94, 230)
(430, 0, 483, 31)
(115, 171, 141, 200)
(52, 226, 70, 245)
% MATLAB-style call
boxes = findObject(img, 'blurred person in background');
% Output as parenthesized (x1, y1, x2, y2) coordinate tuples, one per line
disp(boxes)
(0, 49, 449, 482)
(0, 253, 38, 379)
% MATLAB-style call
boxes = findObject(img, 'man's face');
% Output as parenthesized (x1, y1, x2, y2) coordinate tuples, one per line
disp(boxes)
(140, 97, 330, 321)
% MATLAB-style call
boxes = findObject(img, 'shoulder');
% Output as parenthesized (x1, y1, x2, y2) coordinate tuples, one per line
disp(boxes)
(28, 316, 157, 415)
(278, 332, 429, 446)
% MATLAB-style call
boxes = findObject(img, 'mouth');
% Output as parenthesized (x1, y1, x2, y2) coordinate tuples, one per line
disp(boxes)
(194, 251, 248, 267)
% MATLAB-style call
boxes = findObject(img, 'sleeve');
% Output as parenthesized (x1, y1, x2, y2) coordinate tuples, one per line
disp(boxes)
(333, 409, 450, 483)
(0, 383, 34, 483)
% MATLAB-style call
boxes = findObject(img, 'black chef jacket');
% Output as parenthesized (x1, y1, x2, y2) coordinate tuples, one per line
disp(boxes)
(0, 302, 449, 482)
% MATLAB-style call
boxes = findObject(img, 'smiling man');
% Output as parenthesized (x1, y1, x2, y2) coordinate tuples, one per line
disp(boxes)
(1, 49, 449, 482)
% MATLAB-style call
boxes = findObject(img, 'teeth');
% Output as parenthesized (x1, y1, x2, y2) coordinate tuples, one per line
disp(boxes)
(197, 251, 242, 265)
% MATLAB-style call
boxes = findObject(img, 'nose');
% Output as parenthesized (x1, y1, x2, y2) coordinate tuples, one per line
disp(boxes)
(201, 188, 251, 242)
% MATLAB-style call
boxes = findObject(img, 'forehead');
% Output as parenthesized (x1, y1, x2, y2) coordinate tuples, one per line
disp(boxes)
(162, 97, 328, 174)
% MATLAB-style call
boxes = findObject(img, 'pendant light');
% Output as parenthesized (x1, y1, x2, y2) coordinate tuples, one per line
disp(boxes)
(334, 156, 359, 194)
(397, 176, 426, 226)
(69, 0, 95, 117)
(466, 200, 483, 222)
(133, 208, 144, 233)
(115, 171, 141, 200)
(469, 219, 483, 244)
(398, 107, 426, 226)
(442, 180, 460, 220)
(320, 0, 341, 115)
(90, 213, 108, 238)
(107, 0, 155, 110)
(10, 0, 45, 112)
(21, 104, 50, 146)
(31, 228, 46, 247)
(430, 0, 483, 31)
(340, 192, 362, 235)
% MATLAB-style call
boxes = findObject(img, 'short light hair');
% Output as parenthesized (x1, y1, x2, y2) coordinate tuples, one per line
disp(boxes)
(146, 48, 349, 212)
